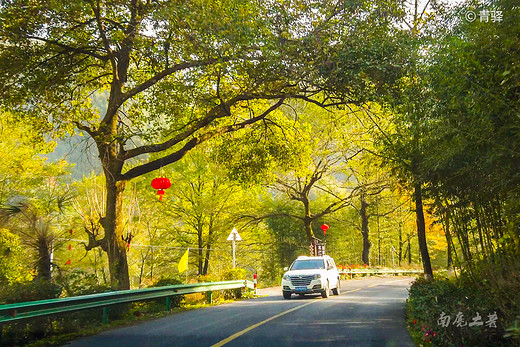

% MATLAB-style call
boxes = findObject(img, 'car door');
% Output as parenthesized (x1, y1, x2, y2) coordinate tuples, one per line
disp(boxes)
(326, 259, 338, 288)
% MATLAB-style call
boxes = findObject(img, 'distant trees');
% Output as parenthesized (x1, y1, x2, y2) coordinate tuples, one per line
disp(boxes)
(0, 115, 73, 282)
(163, 148, 254, 276)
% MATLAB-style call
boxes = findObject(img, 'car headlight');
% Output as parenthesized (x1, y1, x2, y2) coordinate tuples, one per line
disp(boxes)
(313, 274, 321, 280)
(283, 274, 291, 281)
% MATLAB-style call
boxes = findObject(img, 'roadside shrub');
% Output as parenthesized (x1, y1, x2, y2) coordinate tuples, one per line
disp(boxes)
(0, 280, 62, 346)
(221, 268, 247, 281)
(51, 270, 113, 333)
(149, 276, 185, 310)
(198, 273, 220, 283)
(407, 276, 511, 346)
(197, 269, 248, 301)
(1, 279, 62, 304)
(505, 316, 520, 345)
(221, 268, 247, 299)
(55, 269, 111, 296)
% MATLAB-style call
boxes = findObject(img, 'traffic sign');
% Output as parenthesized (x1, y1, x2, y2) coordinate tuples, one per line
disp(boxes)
(227, 227, 242, 241)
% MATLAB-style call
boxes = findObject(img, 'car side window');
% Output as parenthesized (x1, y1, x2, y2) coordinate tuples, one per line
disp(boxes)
(327, 260, 333, 270)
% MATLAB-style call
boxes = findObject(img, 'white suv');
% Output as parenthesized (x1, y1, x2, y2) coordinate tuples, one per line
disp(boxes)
(281, 255, 340, 299)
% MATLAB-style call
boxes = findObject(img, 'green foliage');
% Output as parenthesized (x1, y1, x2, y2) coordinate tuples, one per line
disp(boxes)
(265, 206, 308, 266)
(504, 317, 520, 344)
(221, 268, 247, 281)
(0, 0, 415, 290)
(55, 270, 111, 296)
(1, 280, 62, 304)
(197, 268, 247, 300)
(220, 268, 247, 299)
(214, 111, 313, 185)
(407, 255, 520, 347)
(0, 229, 32, 285)
(150, 276, 185, 309)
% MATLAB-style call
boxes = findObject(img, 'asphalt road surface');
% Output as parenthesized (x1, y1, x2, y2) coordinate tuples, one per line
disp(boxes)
(65, 277, 415, 347)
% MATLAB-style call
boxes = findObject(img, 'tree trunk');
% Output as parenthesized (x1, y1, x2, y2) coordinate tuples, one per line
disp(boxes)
(414, 183, 433, 279)
(407, 237, 411, 265)
(203, 244, 211, 275)
(104, 179, 130, 290)
(197, 223, 203, 275)
(377, 204, 381, 265)
(302, 195, 314, 244)
(398, 222, 402, 266)
(445, 209, 453, 270)
(203, 222, 213, 275)
(360, 195, 370, 265)
(36, 236, 52, 281)
(304, 216, 314, 255)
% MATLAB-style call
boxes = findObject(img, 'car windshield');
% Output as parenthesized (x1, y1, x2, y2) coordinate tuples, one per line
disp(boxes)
(290, 259, 325, 270)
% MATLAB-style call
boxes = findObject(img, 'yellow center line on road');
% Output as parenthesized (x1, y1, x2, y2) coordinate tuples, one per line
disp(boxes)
(343, 288, 361, 293)
(212, 284, 390, 346)
(212, 288, 363, 346)
(367, 284, 379, 288)
(211, 300, 318, 347)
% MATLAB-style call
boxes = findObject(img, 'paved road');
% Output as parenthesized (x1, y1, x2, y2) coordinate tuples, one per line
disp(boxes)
(65, 277, 415, 347)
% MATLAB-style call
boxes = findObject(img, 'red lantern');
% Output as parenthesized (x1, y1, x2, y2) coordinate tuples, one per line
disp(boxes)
(321, 224, 329, 235)
(151, 177, 172, 200)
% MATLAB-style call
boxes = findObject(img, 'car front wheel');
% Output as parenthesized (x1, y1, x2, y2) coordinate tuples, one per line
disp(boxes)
(283, 291, 291, 299)
(321, 281, 330, 298)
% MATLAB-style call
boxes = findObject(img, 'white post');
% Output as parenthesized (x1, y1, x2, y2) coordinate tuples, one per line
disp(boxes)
(232, 234, 236, 268)
(49, 243, 54, 276)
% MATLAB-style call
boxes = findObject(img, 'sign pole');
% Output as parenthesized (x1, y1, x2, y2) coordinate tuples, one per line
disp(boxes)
(227, 227, 241, 269)
(232, 234, 236, 268)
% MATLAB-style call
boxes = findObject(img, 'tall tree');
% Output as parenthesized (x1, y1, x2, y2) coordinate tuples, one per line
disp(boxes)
(366, 0, 449, 278)
(419, 0, 520, 267)
(227, 104, 363, 246)
(0, 0, 409, 288)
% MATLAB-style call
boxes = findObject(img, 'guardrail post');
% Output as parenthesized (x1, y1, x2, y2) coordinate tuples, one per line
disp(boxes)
(102, 307, 109, 325)
(207, 291, 212, 304)
(165, 297, 171, 311)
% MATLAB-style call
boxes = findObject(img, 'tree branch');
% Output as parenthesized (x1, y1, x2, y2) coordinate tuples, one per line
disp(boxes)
(25, 36, 109, 61)
(90, 0, 116, 71)
(121, 93, 288, 160)
(122, 58, 227, 102)
(120, 98, 286, 180)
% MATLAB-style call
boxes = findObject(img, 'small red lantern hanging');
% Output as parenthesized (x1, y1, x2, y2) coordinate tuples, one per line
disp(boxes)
(321, 224, 329, 235)
(151, 177, 171, 200)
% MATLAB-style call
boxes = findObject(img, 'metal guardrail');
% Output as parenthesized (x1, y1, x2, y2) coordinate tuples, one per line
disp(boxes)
(0, 280, 254, 325)
(339, 269, 423, 277)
